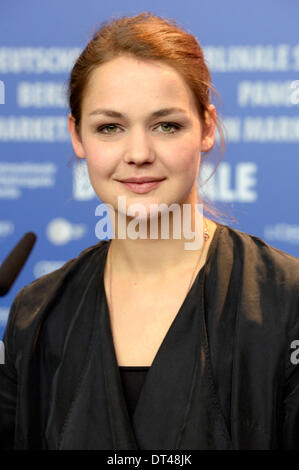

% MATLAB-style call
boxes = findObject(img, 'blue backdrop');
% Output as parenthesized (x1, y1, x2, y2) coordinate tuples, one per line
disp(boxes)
(1, 0, 299, 338)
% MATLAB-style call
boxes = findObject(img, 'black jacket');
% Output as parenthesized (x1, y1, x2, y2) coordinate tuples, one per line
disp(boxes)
(0, 223, 299, 449)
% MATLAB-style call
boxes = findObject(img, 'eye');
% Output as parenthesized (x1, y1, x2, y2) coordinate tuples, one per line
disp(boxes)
(96, 124, 120, 134)
(156, 122, 182, 134)
(95, 122, 182, 135)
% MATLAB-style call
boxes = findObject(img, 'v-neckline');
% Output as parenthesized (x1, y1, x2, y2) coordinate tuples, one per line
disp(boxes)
(101, 222, 222, 371)
(96, 222, 228, 449)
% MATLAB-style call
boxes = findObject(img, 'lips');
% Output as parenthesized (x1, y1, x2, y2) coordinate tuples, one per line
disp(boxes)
(119, 177, 165, 183)
(118, 179, 165, 194)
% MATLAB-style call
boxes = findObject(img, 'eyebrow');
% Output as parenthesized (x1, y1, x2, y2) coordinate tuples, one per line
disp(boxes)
(88, 107, 188, 119)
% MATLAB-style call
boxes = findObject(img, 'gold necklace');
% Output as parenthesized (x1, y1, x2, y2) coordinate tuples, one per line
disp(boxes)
(107, 219, 210, 319)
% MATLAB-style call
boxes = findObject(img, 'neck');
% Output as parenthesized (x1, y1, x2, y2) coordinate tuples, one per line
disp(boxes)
(107, 213, 216, 282)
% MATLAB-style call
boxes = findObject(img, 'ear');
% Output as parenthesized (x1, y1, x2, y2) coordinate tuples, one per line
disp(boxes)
(67, 113, 86, 159)
(201, 104, 216, 152)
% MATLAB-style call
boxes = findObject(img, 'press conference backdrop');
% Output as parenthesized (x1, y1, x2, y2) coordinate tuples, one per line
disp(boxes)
(0, 0, 299, 338)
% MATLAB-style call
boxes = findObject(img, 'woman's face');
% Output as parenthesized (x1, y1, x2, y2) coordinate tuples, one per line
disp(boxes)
(68, 55, 216, 218)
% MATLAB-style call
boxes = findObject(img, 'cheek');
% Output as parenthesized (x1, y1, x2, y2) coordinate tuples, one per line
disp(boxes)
(168, 144, 200, 176)
(84, 144, 115, 176)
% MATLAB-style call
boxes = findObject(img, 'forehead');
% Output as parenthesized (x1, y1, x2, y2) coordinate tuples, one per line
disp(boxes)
(82, 55, 197, 116)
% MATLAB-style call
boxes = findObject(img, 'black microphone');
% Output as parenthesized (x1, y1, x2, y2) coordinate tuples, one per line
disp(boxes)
(0, 232, 37, 296)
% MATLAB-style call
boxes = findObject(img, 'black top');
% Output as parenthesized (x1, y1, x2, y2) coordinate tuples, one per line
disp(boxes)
(1, 223, 299, 449)
(119, 367, 150, 421)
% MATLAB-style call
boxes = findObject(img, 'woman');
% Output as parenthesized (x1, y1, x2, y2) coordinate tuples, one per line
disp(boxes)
(1, 12, 299, 450)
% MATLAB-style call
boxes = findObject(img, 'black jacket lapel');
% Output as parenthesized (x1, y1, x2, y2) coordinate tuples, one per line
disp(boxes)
(44, 241, 138, 449)
(132, 268, 232, 449)
(42, 247, 109, 449)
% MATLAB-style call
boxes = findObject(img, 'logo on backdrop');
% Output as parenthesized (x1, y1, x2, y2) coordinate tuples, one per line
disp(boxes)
(46, 217, 87, 245)
(264, 223, 299, 244)
(0, 162, 57, 199)
(0, 220, 14, 238)
(290, 80, 299, 105)
(73, 160, 96, 201)
(200, 161, 258, 202)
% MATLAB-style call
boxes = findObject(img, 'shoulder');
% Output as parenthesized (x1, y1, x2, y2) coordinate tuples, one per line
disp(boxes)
(19, 240, 108, 301)
(217, 222, 299, 282)
(215, 223, 299, 327)
(5, 239, 109, 335)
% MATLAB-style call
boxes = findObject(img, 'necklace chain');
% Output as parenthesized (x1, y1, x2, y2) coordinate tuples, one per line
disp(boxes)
(108, 220, 210, 318)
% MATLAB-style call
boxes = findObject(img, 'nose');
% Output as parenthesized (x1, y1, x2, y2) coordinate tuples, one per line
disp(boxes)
(123, 127, 155, 165)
